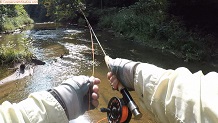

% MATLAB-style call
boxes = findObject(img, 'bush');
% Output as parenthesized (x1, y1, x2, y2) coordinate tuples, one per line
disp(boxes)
(98, 0, 209, 61)
(0, 5, 34, 32)
(0, 40, 32, 65)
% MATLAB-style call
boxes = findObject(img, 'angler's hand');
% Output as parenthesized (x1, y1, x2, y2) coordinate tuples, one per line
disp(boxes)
(53, 75, 100, 120)
(107, 72, 120, 90)
(105, 56, 140, 91)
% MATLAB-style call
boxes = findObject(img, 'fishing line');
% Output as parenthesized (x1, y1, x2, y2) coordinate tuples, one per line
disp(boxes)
(88, 26, 94, 110)
(79, 8, 102, 111)
(90, 28, 95, 76)
(79, 8, 109, 122)
(96, 117, 107, 123)
(79, 9, 107, 56)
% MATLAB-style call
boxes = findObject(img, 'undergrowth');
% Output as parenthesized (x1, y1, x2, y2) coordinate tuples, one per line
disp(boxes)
(98, 0, 212, 61)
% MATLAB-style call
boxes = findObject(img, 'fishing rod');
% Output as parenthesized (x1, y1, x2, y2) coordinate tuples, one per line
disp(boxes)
(78, 6, 106, 56)
(78, 5, 142, 123)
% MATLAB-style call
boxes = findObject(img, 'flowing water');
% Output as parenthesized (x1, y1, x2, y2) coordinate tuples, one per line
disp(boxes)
(0, 23, 217, 123)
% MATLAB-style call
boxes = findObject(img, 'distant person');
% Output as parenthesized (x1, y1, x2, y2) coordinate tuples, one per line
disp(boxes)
(60, 54, 64, 59)
(19, 62, 25, 74)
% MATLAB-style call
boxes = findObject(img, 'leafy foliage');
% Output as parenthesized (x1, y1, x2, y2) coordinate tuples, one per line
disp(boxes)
(0, 5, 33, 32)
(41, 0, 84, 22)
(0, 38, 32, 65)
(98, 0, 210, 61)
(40, 0, 138, 23)
(0, 5, 33, 65)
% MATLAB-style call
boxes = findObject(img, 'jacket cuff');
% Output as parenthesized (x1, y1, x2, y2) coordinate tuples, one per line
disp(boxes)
(54, 85, 81, 120)
(48, 89, 69, 119)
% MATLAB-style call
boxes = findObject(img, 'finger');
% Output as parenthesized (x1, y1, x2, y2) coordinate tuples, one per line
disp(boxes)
(110, 75, 119, 90)
(92, 85, 99, 93)
(92, 77, 101, 85)
(107, 72, 113, 80)
(92, 92, 99, 100)
(91, 100, 99, 107)
(110, 75, 118, 85)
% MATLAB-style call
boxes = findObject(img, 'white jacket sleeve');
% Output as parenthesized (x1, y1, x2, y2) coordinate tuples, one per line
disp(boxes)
(0, 91, 68, 123)
(134, 63, 218, 123)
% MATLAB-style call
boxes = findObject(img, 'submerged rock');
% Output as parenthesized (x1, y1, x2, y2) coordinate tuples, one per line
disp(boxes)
(31, 58, 46, 65)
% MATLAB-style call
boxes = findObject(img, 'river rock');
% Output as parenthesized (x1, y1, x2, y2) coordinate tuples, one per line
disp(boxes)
(31, 58, 46, 65)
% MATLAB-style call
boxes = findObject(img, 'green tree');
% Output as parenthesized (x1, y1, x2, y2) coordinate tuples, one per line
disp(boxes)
(42, 0, 84, 22)
(0, 5, 33, 32)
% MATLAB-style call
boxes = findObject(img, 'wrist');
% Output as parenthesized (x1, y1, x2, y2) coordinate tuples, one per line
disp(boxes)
(119, 61, 140, 91)
(53, 85, 81, 120)
(47, 89, 69, 119)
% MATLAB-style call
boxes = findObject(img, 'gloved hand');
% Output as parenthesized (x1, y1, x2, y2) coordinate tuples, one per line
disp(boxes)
(52, 75, 100, 120)
(105, 56, 140, 91)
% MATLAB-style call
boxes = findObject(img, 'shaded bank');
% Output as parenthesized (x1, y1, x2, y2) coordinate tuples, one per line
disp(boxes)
(96, 1, 217, 63)
(40, 0, 216, 63)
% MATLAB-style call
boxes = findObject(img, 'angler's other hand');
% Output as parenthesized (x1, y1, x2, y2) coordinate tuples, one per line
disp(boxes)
(105, 56, 140, 91)
(53, 75, 100, 120)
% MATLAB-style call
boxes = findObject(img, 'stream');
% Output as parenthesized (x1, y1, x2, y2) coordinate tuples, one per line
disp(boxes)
(0, 23, 217, 123)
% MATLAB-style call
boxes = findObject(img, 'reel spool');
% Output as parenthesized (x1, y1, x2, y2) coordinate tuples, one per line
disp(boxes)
(101, 97, 132, 123)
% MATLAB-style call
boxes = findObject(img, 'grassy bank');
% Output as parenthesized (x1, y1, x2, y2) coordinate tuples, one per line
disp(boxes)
(0, 5, 33, 66)
(0, 5, 34, 33)
(0, 39, 32, 66)
(0, 43, 32, 80)
(96, 0, 214, 61)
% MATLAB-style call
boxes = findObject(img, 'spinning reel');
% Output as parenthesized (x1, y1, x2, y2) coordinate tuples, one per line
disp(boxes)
(101, 97, 132, 123)
(101, 88, 142, 123)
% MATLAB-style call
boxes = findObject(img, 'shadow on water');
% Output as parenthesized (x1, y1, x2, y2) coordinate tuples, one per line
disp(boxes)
(0, 23, 217, 123)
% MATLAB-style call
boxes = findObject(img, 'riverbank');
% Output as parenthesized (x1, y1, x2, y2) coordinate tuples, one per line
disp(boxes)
(0, 5, 34, 33)
(96, 8, 213, 62)
(9, 1, 215, 63)
(75, 1, 217, 63)
(0, 5, 34, 68)
(0, 39, 33, 67)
